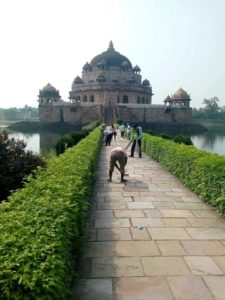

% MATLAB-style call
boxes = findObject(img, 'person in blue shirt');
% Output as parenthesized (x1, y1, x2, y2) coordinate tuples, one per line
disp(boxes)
(129, 124, 142, 158)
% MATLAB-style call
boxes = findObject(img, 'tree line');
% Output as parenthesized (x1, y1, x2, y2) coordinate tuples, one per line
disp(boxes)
(192, 97, 225, 119)
(0, 105, 38, 120)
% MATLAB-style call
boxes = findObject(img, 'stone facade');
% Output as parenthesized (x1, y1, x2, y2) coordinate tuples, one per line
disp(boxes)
(38, 42, 192, 125)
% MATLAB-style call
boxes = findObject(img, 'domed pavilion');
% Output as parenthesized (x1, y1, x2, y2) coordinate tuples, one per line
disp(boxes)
(164, 88, 191, 107)
(69, 41, 153, 109)
(38, 42, 192, 126)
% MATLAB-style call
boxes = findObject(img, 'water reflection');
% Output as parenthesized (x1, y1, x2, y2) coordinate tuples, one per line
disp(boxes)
(40, 132, 63, 151)
(191, 130, 225, 155)
(1, 124, 225, 156)
(0, 125, 63, 153)
(10, 132, 40, 153)
(13, 131, 63, 153)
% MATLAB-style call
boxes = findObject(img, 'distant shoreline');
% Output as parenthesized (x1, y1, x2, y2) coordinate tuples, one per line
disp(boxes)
(7, 121, 81, 133)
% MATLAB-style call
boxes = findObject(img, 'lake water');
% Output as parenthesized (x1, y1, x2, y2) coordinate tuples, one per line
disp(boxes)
(0, 125, 63, 153)
(191, 130, 225, 156)
(1, 124, 225, 156)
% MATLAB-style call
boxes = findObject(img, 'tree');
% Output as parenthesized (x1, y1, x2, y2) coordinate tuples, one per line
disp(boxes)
(4, 107, 18, 120)
(0, 131, 46, 201)
(202, 97, 220, 118)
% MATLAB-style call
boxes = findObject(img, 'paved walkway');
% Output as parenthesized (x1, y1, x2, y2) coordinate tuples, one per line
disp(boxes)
(72, 135, 225, 300)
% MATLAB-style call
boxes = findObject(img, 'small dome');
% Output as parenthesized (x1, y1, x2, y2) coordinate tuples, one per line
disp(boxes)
(164, 95, 172, 102)
(142, 79, 150, 86)
(39, 83, 60, 98)
(171, 88, 190, 100)
(133, 65, 141, 72)
(83, 62, 92, 71)
(74, 76, 83, 84)
(41, 83, 57, 92)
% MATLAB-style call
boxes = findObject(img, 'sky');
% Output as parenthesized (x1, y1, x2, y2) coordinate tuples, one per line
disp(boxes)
(0, 0, 224, 109)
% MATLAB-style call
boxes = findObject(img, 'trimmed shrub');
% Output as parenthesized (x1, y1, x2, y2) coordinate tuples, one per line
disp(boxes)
(0, 128, 102, 299)
(0, 131, 45, 201)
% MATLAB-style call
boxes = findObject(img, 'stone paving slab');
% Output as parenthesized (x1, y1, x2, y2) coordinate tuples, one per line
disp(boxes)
(71, 136, 225, 299)
(97, 228, 132, 241)
(167, 276, 213, 300)
(91, 257, 144, 277)
(203, 275, 225, 300)
(157, 240, 186, 256)
(114, 277, 174, 300)
(141, 256, 191, 276)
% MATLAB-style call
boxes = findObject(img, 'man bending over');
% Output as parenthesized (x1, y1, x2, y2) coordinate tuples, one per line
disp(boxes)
(108, 141, 132, 183)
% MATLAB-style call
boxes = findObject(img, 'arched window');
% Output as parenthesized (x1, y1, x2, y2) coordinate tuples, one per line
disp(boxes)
(146, 98, 149, 104)
(142, 97, 145, 104)
(137, 96, 141, 104)
(90, 95, 94, 102)
(122, 95, 128, 103)
(117, 95, 120, 103)
(83, 95, 87, 102)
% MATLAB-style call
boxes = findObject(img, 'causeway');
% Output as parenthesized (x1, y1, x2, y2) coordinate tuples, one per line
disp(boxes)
(72, 136, 225, 300)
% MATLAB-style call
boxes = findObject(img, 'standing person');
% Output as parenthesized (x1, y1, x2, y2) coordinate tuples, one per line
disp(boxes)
(111, 125, 117, 141)
(119, 123, 126, 138)
(129, 124, 142, 158)
(105, 130, 113, 146)
(126, 123, 131, 140)
(108, 140, 132, 183)
(104, 126, 113, 146)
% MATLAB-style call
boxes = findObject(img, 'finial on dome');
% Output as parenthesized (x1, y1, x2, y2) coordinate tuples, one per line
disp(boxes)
(108, 40, 114, 51)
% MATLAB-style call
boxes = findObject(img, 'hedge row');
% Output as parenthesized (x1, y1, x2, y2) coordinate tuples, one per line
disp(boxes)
(142, 133, 225, 216)
(0, 128, 102, 299)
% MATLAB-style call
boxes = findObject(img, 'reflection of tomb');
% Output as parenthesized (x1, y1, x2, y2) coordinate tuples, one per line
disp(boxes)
(39, 132, 62, 151)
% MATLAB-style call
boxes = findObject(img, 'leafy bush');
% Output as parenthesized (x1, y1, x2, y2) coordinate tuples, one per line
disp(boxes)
(142, 133, 225, 216)
(173, 134, 193, 145)
(158, 133, 172, 140)
(81, 121, 100, 132)
(55, 135, 74, 155)
(115, 119, 123, 125)
(71, 131, 88, 145)
(55, 124, 98, 156)
(0, 128, 102, 299)
(0, 131, 45, 201)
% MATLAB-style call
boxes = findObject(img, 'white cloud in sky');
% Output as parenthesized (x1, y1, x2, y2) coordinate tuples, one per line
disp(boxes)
(0, 0, 224, 108)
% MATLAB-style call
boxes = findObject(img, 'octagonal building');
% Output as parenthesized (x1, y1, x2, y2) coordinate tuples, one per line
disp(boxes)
(38, 42, 192, 126)
(70, 41, 152, 107)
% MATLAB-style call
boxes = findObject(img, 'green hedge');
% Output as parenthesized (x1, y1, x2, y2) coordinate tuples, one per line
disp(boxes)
(0, 128, 102, 299)
(142, 133, 225, 216)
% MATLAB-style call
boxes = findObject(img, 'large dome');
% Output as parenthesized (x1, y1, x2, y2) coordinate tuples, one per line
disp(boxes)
(90, 41, 132, 69)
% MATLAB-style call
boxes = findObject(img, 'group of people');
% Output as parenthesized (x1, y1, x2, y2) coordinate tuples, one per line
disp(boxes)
(103, 123, 143, 183)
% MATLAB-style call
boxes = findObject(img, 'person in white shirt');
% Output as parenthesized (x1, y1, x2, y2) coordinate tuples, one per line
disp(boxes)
(119, 123, 126, 138)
